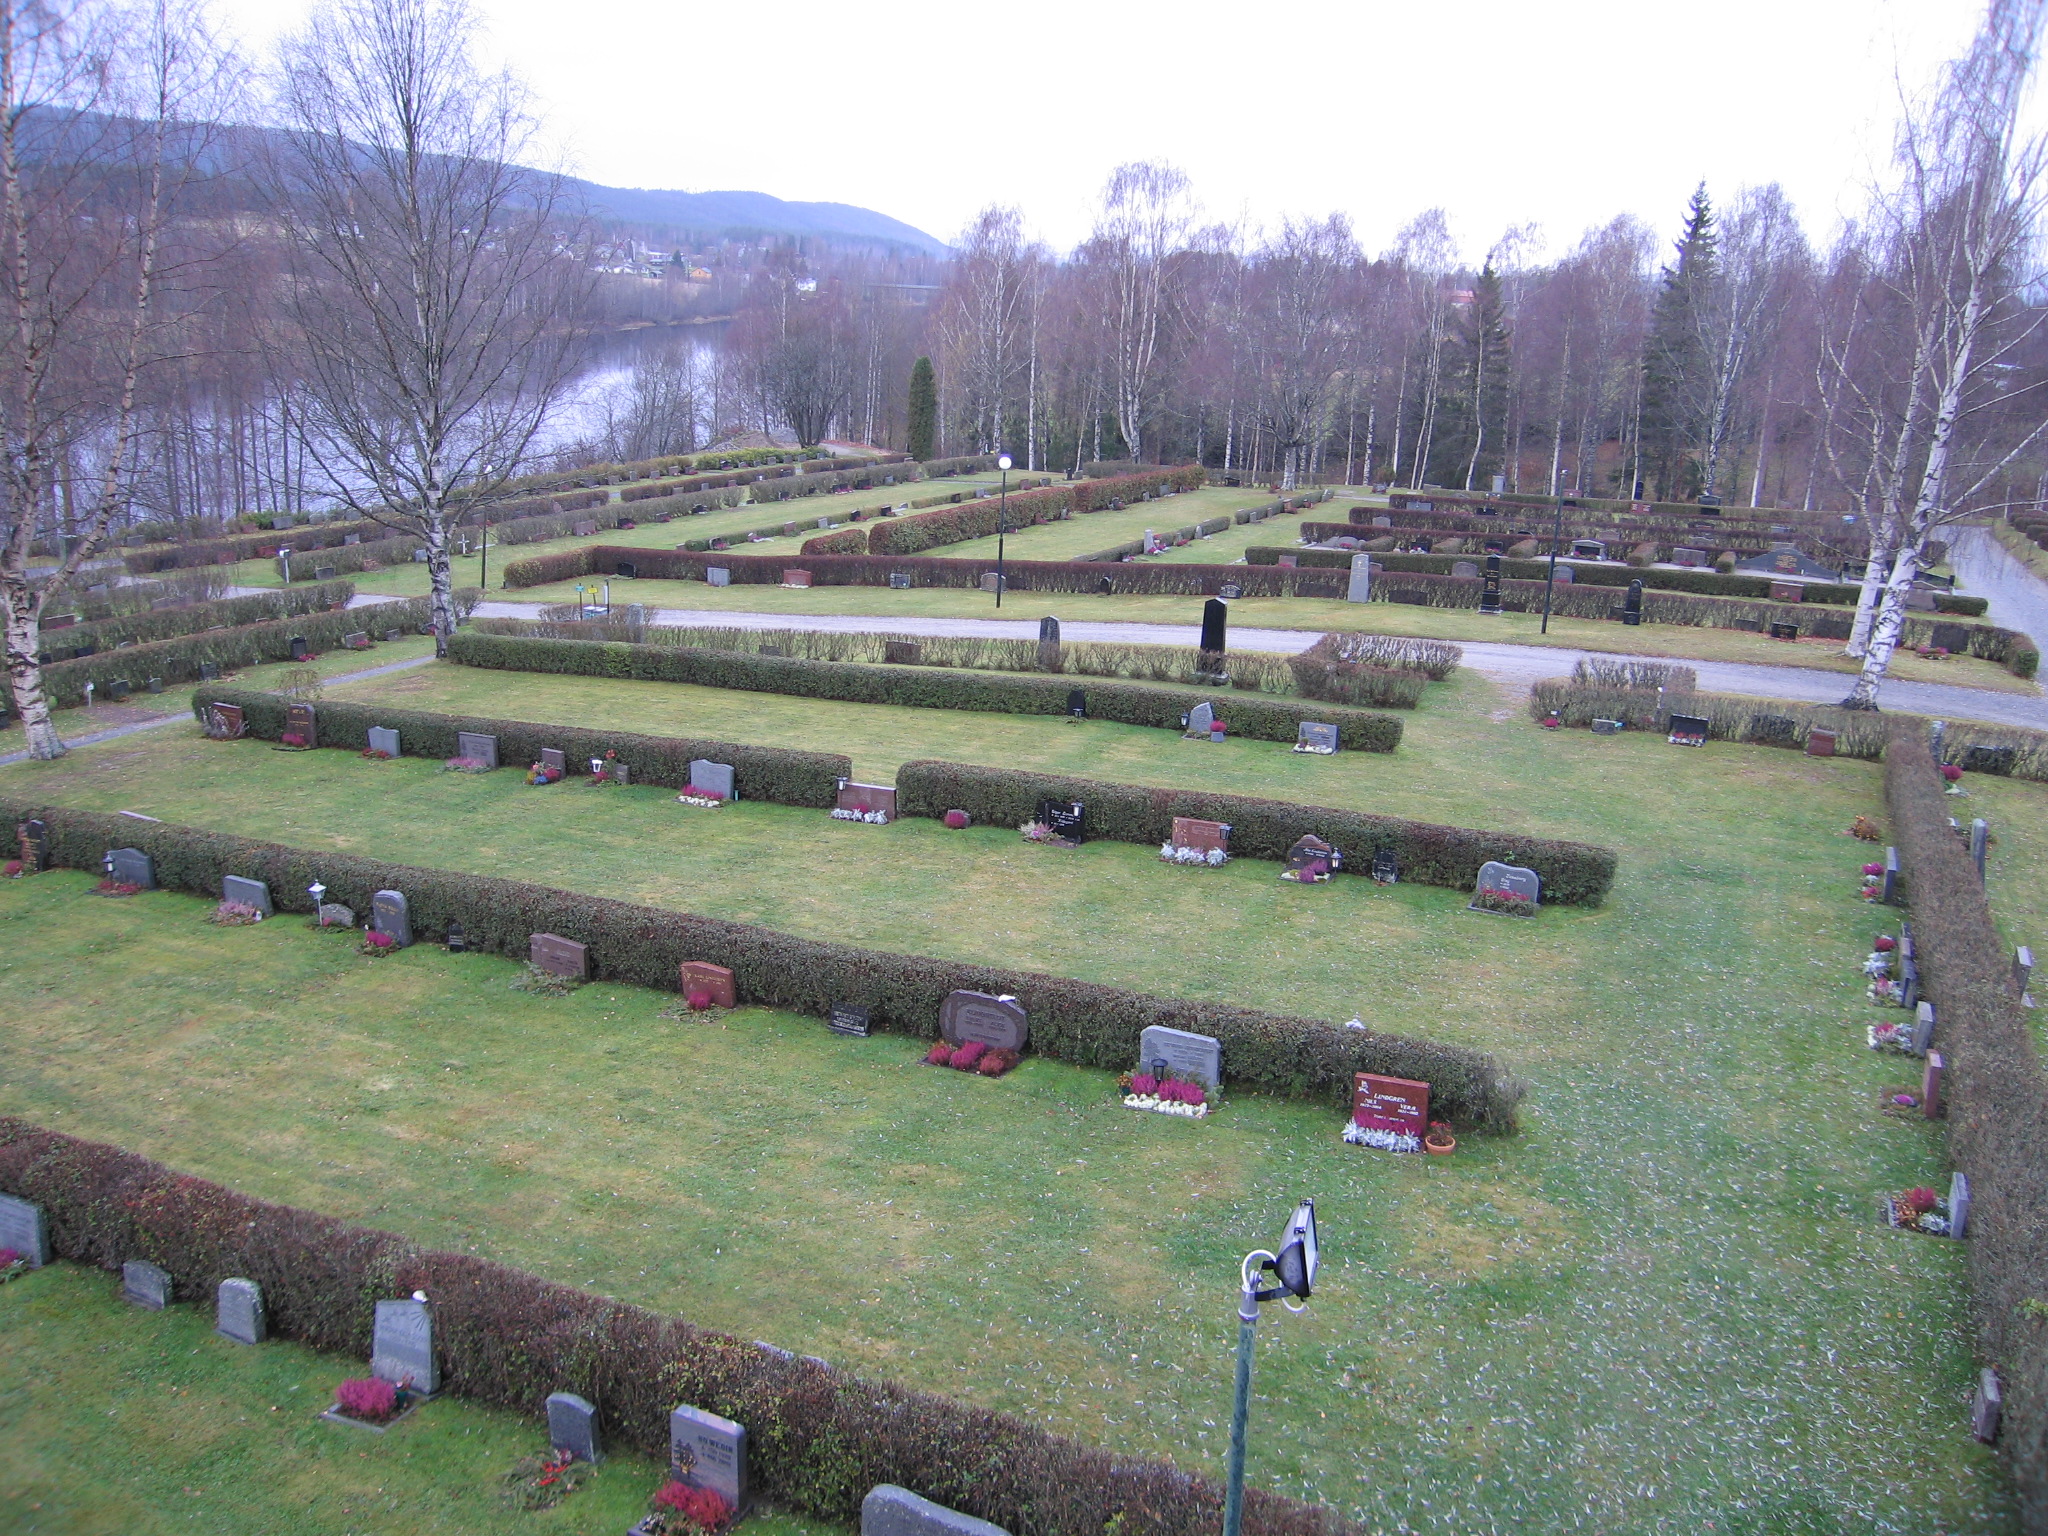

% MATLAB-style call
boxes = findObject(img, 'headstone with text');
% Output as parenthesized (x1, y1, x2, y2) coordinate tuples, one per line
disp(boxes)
(456, 731, 498, 769)
(1169, 816, 1229, 853)
(1352, 1073, 1430, 1138)
(1470, 860, 1541, 913)
(1137, 1025, 1221, 1088)
(372, 1298, 437, 1394)
(222, 875, 272, 917)
(106, 847, 155, 889)
(0, 1193, 50, 1266)
(680, 961, 736, 1008)
(1297, 721, 1338, 753)
(669, 1404, 747, 1512)
(1036, 799, 1085, 844)
(862, 1485, 1013, 1536)
(371, 890, 412, 947)
(836, 781, 897, 821)
(828, 1002, 871, 1038)
(285, 702, 316, 744)
(939, 991, 1029, 1052)
(530, 933, 589, 979)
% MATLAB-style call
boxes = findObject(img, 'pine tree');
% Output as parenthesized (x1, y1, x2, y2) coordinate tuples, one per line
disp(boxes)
(906, 356, 938, 460)
(1425, 265, 1513, 490)
(1639, 185, 1718, 500)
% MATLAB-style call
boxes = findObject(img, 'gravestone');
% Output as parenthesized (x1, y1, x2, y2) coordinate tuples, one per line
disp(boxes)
(1971, 819, 1988, 878)
(862, 1484, 1013, 1536)
(884, 640, 923, 665)
(1479, 553, 1504, 613)
(1672, 547, 1706, 567)
(1752, 715, 1798, 748)
(680, 961, 736, 1008)
(1950, 1171, 1972, 1240)
(222, 875, 272, 918)
(1185, 701, 1215, 738)
(383, 629, 401, 643)
(783, 569, 812, 588)
(1666, 713, 1711, 746)
(1137, 1025, 1221, 1088)
(199, 662, 221, 681)
(1346, 554, 1372, 603)
(1036, 799, 1084, 844)
(1220, 582, 1243, 599)
(837, 781, 897, 820)
(887, 571, 912, 589)
(18, 816, 49, 875)
(1900, 951, 1921, 1014)
(1283, 834, 1338, 881)
(289, 636, 309, 661)
(689, 760, 736, 800)
(540, 747, 567, 775)
(343, 631, 369, 649)
(572, 520, 600, 537)
(1621, 579, 1645, 626)
(669, 1404, 747, 1512)
(1352, 1073, 1430, 1138)
(456, 731, 498, 769)
(367, 725, 400, 757)
(706, 567, 732, 587)
(1371, 514, 1392, 528)
(372, 1298, 437, 1394)
(317, 904, 355, 928)
(105, 677, 132, 702)
(371, 890, 412, 947)
(2015, 946, 2034, 1005)
(285, 702, 316, 743)
(1297, 721, 1338, 753)
(106, 847, 155, 889)
(1922, 1050, 1946, 1119)
(1067, 688, 1087, 719)
(530, 933, 589, 979)
(1883, 847, 1900, 906)
(1768, 621, 1800, 641)
(1769, 581, 1805, 603)
(1962, 744, 2016, 776)
(1038, 616, 1062, 669)
(1929, 621, 1972, 652)
(1170, 816, 1229, 853)
(1570, 539, 1606, 559)
(1552, 565, 1574, 584)
(0, 1193, 49, 1266)
(123, 1259, 172, 1309)
(1471, 861, 1541, 912)
(216, 1278, 266, 1344)
(828, 1002, 871, 1038)
(1591, 717, 1624, 735)
(313, 566, 336, 582)
(1277, 554, 1298, 568)
(1911, 1001, 1937, 1055)
(939, 991, 1029, 1052)
(616, 562, 639, 580)
(1806, 728, 1838, 758)
(1200, 597, 1227, 656)
(1371, 847, 1399, 884)
(547, 1391, 603, 1463)
(1973, 1369, 2004, 1444)
(1451, 561, 1480, 580)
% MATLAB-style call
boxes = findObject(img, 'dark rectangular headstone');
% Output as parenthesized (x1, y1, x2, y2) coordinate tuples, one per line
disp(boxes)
(1883, 847, 1900, 906)
(540, 747, 566, 775)
(828, 1002, 871, 1037)
(1200, 597, 1227, 655)
(883, 640, 923, 665)
(371, 889, 412, 947)
(548, 1391, 603, 1463)
(1973, 1369, 2004, 1443)
(106, 847, 155, 889)
(17, 817, 49, 875)
(456, 731, 498, 768)
(1768, 621, 1800, 640)
(1352, 1072, 1430, 1137)
(222, 875, 272, 917)
(1370, 847, 1398, 883)
(1036, 799, 1084, 843)
(1666, 714, 1711, 746)
(1067, 688, 1086, 718)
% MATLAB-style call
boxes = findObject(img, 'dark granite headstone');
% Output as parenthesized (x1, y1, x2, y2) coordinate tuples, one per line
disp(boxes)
(289, 635, 309, 661)
(1067, 688, 1086, 718)
(1667, 713, 1710, 746)
(1036, 799, 1084, 844)
(371, 890, 412, 947)
(17, 817, 49, 875)
(372, 1298, 437, 1394)
(1621, 579, 1644, 625)
(1371, 847, 1398, 884)
(548, 1391, 603, 1462)
(285, 702, 316, 743)
(540, 748, 566, 775)
(222, 875, 272, 917)
(0, 1193, 50, 1266)
(216, 1278, 266, 1344)
(884, 640, 923, 665)
(1768, 621, 1799, 640)
(1352, 1073, 1430, 1137)
(939, 991, 1028, 1051)
(1200, 597, 1227, 655)
(1479, 554, 1503, 614)
(828, 1002, 871, 1037)
(1973, 1368, 2004, 1443)
(106, 847, 155, 889)
(123, 1259, 172, 1309)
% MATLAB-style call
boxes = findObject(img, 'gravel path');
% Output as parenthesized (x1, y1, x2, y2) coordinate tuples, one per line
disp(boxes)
(1947, 525, 2048, 659)
(470, 600, 2048, 730)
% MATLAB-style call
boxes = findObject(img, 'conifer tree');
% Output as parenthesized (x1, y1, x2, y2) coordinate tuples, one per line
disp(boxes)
(906, 356, 938, 460)
(1638, 185, 1717, 499)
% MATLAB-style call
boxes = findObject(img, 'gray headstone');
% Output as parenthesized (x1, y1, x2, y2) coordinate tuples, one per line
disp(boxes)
(1185, 702, 1214, 738)
(1137, 1025, 1221, 1088)
(123, 1259, 171, 1309)
(1346, 553, 1373, 602)
(371, 890, 412, 947)
(216, 1277, 266, 1344)
(689, 760, 736, 800)
(372, 1298, 437, 1393)
(0, 1193, 50, 1266)
(222, 875, 272, 917)
(317, 903, 356, 928)
(456, 731, 498, 769)
(1971, 819, 1988, 878)
(669, 1403, 747, 1511)
(1297, 722, 1338, 752)
(540, 747, 566, 775)
(706, 566, 732, 587)
(547, 1391, 602, 1462)
(1911, 1001, 1937, 1055)
(938, 990, 1028, 1051)
(1473, 861, 1541, 908)
(1371, 514, 1392, 528)
(1973, 1368, 2004, 1443)
(1553, 565, 1573, 584)
(1591, 717, 1623, 735)
(2016, 946, 2034, 1005)
(863, 1485, 1013, 1536)
(1883, 847, 1900, 906)
(106, 847, 155, 889)
(1948, 1172, 1971, 1240)
(530, 933, 589, 979)
(1451, 560, 1481, 579)
(367, 725, 401, 758)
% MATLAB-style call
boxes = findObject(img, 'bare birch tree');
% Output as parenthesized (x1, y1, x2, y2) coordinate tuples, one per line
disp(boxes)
(1088, 161, 1193, 461)
(0, 0, 232, 759)
(269, 0, 590, 653)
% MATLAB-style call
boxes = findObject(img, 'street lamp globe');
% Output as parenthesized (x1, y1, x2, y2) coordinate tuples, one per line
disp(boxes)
(997, 454, 1012, 470)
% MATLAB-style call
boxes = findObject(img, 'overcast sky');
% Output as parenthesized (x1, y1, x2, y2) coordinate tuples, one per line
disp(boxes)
(212, 0, 2019, 261)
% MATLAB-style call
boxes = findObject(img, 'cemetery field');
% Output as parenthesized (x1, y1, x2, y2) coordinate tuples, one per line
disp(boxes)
(1136, 510, 1318, 564)
(0, 1260, 831, 1536)
(492, 577, 2034, 691)
(0, 664, 2034, 1530)
(912, 488, 1287, 562)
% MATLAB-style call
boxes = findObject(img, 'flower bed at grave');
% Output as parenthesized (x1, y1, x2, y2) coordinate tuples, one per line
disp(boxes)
(1469, 886, 1536, 917)
(830, 806, 889, 824)
(331, 1376, 407, 1424)
(93, 879, 141, 898)
(526, 762, 565, 785)
(280, 732, 310, 749)
(1885, 1185, 1957, 1236)
(1159, 843, 1228, 867)
(1880, 1088, 1924, 1118)
(360, 931, 396, 957)
(1342, 1121, 1420, 1153)
(1868, 1020, 1919, 1053)
(503, 1450, 592, 1511)
(639, 1479, 734, 1536)
(441, 756, 492, 774)
(1119, 1072, 1210, 1117)
(676, 789, 726, 808)
(360, 747, 393, 761)
(924, 1040, 1019, 1076)
(0, 1246, 26, 1283)
(208, 900, 264, 926)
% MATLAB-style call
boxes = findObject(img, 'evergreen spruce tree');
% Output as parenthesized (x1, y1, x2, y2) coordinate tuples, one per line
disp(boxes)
(906, 356, 938, 460)
(1639, 185, 1717, 500)
(1426, 264, 1513, 490)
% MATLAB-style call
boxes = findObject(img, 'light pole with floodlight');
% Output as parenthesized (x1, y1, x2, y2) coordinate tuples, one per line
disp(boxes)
(993, 454, 1012, 608)
(1223, 1200, 1319, 1536)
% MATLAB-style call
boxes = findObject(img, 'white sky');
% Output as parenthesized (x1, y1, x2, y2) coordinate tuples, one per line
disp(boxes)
(210, 0, 2019, 260)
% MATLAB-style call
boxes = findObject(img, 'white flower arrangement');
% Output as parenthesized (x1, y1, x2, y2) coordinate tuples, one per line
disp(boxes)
(1862, 953, 1894, 979)
(1868, 978, 1904, 1005)
(1341, 1121, 1421, 1153)
(1123, 1094, 1210, 1118)
(1158, 843, 1229, 866)
(1868, 1021, 1917, 1053)
(831, 807, 891, 824)
(675, 793, 726, 808)
(1291, 742, 1336, 755)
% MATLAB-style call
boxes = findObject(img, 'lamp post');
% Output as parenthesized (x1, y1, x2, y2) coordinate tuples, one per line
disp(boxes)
(309, 879, 326, 923)
(993, 453, 1013, 608)
(1222, 1200, 1319, 1536)
(1539, 499, 1567, 635)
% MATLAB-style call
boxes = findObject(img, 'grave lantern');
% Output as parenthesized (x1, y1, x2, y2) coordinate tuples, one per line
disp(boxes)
(1223, 1200, 1319, 1536)
(308, 880, 326, 907)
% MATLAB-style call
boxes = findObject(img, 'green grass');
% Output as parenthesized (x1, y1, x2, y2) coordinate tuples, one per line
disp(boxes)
(926, 488, 1285, 563)
(0, 660, 2028, 1531)
(0, 1260, 835, 1536)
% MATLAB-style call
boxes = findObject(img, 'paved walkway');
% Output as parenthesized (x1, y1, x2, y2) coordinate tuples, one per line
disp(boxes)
(470, 600, 2048, 731)
(0, 654, 437, 766)
(1948, 525, 2048, 659)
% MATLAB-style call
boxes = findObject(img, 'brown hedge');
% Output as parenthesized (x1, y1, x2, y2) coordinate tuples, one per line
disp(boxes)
(1883, 723, 2048, 1528)
(192, 687, 851, 807)
(894, 761, 1618, 907)
(0, 801, 1520, 1129)
(0, 1117, 1357, 1536)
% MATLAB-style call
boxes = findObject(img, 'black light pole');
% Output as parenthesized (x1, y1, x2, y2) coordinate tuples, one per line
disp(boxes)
(993, 453, 1013, 609)
(1539, 499, 1566, 634)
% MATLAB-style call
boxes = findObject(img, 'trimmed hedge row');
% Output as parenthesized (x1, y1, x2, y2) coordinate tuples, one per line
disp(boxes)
(1, 802, 1521, 1128)
(801, 527, 869, 555)
(1883, 726, 2048, 1524)
(867, 468, 1208, 555)
(0, 1120, 1360, 1536)
(895, 761, 1616, 906)
(1526, 680, 1894, 758)
(36, 597, 453, 708)
(193, 687, 851, 806)
(445, 631, 1403, 750)
(1287, 540, 1869, 603)
(38, 581, 355, 658)
(121, 518, 383, 575)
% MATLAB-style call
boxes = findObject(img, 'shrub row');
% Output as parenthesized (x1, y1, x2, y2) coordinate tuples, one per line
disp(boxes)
(193, 688, 851, 806)
(1291, 631, 1462, 681)
(1285, 635, 1441, 706)
(444, 631, 1404, 749)
(1289, 539, 1870, 603)
(38, 581, 356, 659)
(867, 468, 1208, 555)
(3, 802, 1520, 1128)
(0, 1119, 1362, 1536)
(1384, 485, 1851, 528)
(34, 597, 455, 708)
(895, 760, 1615, 907)
(1526, 680, 1895, 758)
(801, 527, 869, 555)
(1882, 725, 2048, 1524)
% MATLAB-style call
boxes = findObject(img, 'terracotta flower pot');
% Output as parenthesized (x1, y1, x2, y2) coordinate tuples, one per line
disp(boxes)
(1424, 1135, 1456, 1155)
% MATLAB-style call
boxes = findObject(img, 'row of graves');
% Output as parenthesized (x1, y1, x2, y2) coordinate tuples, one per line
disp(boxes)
(0, 1190, 1011, 1536)
(1850, 821, 2031, 1449)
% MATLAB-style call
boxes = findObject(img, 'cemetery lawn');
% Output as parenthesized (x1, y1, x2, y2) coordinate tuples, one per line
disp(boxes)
(1, 664, 2034, 1531)
(913, 488, 1286, 563)
(0, 1261, 833, 1536)
(484, 579, 2035, 692)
